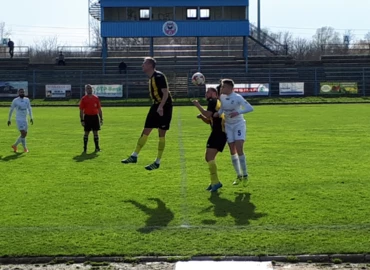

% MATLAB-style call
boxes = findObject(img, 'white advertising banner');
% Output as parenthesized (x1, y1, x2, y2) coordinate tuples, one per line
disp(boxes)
(206, 83, 269, 97)
(89, 85, 123, 97)
(279, 82, 305, 96)
(45, 84, 72, 98)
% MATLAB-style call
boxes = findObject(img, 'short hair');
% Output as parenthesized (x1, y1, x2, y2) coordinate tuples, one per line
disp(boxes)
(207, 87, 218, 95)
(85, 84, 92, 90)
(144, 57, 156, 68)
(216, 84, 221, 96)
(221, 79, 235, 88)
(18, 88, 24, 92)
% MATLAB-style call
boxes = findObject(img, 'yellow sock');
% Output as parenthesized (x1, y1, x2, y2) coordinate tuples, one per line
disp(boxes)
(208, 160, 219, 185)
(157, 137, 166, 160)
(134, 134, 148, 154)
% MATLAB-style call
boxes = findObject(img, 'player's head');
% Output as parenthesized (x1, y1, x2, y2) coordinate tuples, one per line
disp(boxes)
(142, 57, 156, 73)
(205, 87, 218, 99)
(85, 84, 93, 95)
(216, 84, 221, 96)
(221, 79, 235, 95)
(18, 88, 25, 98)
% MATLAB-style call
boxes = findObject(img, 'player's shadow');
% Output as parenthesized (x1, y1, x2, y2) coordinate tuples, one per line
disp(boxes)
(201, 192, 267, 226)
(124, 198, 174, 234)
(0, 153, 24, 162)
(72, 152, 98, 162)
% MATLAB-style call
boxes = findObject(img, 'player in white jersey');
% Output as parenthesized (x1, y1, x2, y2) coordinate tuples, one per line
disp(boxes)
(7, 89, 34, 153)
(216, 79, 254, 185)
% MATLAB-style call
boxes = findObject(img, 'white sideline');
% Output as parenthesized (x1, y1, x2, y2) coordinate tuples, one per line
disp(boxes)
(175, 261, 273, 270)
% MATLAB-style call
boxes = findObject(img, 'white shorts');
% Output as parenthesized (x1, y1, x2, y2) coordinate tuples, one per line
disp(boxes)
(16, 120, 28, 131)
(225, 121, 246, 143)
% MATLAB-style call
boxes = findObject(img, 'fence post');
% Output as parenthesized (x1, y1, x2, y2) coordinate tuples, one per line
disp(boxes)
(362, 67, 366, 96)
(32, 70, 36, 99)
(125, 71, 129, 99)
(314, 68, 318, 96)
(80, 70, 83, 98)
(268, 69, 272, 96)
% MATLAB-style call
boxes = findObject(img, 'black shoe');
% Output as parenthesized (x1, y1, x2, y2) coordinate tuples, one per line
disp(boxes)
(95, 148, 101, 152)
(145, 162, 160, 170)
(121, 155, 138, 164)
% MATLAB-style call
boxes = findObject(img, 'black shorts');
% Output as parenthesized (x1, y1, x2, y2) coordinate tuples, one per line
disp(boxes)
(84, 115, 100, 132)
(144, 103, 173, 130)
(207, 131, 227, 152)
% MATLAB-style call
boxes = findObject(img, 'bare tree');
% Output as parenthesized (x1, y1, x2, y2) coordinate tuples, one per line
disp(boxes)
(312, 26, 342, 55)
(0, 22, 12, 42)
(29, 36, 65, 63)
(289, 38, 314, 60)
(90, 18, 102, 47)
(364, 32, 370, 42)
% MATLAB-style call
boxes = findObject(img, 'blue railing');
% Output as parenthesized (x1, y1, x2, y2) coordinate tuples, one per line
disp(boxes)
(0, 67, 369, 99)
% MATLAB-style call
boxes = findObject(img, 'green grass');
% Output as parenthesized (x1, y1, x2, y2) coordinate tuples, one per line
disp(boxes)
(0, 104, 370, 257)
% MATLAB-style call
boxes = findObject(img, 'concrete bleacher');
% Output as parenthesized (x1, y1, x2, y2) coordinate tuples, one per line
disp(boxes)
(54, 57, 103, 72)
(321, 55, 370, 67)
(320, 55, 370, 96)
(0, 58, 29, 70)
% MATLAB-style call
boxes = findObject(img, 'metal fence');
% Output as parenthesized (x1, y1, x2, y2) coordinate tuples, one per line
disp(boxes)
(0, 46, 30, 58)
(0, 67, 370, 99)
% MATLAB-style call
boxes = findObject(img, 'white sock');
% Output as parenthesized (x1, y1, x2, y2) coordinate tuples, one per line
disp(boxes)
(155, 158, 161, 164)
(239, 155, 248, 176)
(231, 154, 241, 176)
(14, 136, 22, 146)
(131, 152, 138, 157)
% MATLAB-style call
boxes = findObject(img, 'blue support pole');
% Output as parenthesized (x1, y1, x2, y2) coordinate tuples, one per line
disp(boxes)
(243, 36, 248, 73)
(102, 37, 107, 74)
(150, 37, 154, 57)
(197, 37, 201, 72)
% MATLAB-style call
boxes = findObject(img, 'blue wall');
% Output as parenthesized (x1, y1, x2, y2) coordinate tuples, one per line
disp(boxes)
(101, 21, 249, 37)
(100, 0, 248, 7)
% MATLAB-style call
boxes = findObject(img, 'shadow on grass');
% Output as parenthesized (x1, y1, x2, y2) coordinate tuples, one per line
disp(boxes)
(0, 152, 24, 162)
(202, 192, 267, 226)
(72, 152, 98, 162)
(125, 198, 174, 234)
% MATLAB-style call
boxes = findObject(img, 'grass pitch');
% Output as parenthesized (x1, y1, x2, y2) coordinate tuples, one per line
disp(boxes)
(0, 104, 370, 257)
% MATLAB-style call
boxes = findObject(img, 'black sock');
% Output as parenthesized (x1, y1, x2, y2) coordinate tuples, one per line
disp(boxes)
(94, 135, 99, 149)
(83, 135, 88, 150)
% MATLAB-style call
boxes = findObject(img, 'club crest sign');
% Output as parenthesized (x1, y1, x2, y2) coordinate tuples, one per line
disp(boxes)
(162, 21, 178, 36)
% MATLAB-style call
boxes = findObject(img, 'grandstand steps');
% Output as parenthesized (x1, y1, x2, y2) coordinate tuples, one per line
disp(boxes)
(0, 58, 29, 70)
(321, 55, 370, 67)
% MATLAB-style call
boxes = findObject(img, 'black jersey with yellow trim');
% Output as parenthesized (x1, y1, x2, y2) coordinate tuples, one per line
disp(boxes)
(149, 70, 172, 104)
(207, 98, 225, 133)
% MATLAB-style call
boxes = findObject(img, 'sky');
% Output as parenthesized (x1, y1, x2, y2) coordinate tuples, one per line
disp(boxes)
(0, 0, 369, 47)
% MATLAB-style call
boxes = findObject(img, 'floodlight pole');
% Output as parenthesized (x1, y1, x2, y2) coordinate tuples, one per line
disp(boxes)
(257, 0, 261, 41)
(88, 0, 91, 46)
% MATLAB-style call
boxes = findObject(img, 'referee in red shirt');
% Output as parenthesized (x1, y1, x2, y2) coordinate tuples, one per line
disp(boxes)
(79, 84, 103, 153)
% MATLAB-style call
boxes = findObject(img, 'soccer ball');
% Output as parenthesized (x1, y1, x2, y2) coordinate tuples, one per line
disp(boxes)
(191, 72, 205, 86)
